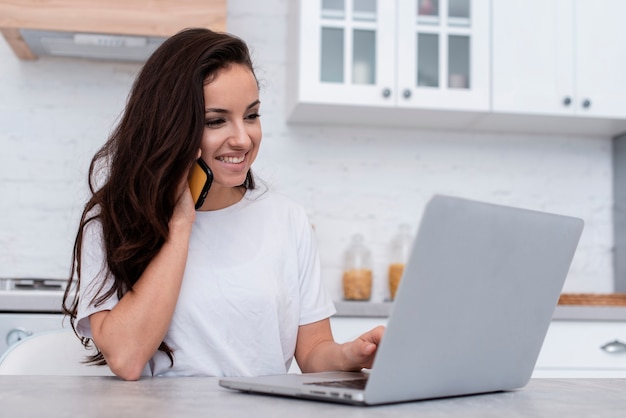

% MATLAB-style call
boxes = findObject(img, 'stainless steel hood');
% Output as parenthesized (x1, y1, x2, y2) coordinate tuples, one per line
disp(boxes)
(18, 29, 165, 62)
(0, 0, 227, 61)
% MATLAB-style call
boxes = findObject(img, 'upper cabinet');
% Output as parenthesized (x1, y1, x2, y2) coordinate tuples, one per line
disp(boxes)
(396, 0, 490, 111)
(290, 0, 396, 108)
(287, 0, 490, 128)
(492, 0, 626, 120)
(288, 0, 626, 136)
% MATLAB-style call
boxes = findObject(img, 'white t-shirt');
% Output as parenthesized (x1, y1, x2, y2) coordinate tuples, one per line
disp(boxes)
(75, 187, 336, 376)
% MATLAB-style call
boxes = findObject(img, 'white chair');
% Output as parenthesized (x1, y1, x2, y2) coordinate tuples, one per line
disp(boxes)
(0, 328, 114, 376)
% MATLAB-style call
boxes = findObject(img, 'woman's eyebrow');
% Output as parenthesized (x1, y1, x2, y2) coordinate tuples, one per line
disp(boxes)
(205, 99, 261, 114)
(247, 99, 261, 110)
(205, 107, 227, 114)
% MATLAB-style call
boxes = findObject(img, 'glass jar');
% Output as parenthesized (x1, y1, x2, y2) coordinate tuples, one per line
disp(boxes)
(388, 224, 413, 300)
(342, 233, 373, 301)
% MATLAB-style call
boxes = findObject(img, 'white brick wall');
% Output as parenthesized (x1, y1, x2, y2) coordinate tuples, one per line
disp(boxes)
(0, 0, 615, 301)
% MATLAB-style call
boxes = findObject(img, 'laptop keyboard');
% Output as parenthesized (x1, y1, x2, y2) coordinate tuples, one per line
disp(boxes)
(304, 378, 368, 390)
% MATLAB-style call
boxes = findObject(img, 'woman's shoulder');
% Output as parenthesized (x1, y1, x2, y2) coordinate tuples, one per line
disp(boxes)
(83, 206, 104, 234)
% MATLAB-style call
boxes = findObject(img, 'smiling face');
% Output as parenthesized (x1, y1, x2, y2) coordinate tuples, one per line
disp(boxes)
(199, 63, 261, 210)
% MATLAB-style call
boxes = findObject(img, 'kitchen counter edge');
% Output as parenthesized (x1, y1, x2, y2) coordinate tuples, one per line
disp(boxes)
(334, 301, 626, 322)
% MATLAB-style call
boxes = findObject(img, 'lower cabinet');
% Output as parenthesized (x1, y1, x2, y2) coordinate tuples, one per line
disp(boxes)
(533, 320, 626, 378)
(318, 317, 626, 378)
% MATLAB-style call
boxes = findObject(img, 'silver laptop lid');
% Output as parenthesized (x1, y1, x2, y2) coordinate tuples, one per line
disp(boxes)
(364, 195, 583, 404)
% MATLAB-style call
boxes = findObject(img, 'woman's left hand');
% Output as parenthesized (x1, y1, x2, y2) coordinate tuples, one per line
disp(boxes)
(341, 325, 385, 371)
(295, 320, 385, 373)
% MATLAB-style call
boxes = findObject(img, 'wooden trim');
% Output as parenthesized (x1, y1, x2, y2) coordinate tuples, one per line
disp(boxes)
(0, 0, 226, 36)
(558, 293, 626, 306)
(0, 27, 37, 59)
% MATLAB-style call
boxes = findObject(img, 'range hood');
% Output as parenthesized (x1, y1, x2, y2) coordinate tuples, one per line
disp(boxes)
(0, 0, 226, 61)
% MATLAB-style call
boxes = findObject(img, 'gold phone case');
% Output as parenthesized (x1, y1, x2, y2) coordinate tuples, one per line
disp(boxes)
(188, 159, 212, 209)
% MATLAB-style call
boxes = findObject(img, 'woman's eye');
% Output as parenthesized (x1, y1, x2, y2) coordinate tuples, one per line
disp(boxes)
(246, 113, 261, 121)
(205, 118, 225, 127)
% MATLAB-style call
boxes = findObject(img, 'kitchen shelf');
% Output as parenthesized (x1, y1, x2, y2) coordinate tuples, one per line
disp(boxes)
(334, 300, 626, 321)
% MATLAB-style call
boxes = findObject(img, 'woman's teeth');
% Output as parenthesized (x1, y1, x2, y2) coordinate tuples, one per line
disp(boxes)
(218, 155, 244, 164)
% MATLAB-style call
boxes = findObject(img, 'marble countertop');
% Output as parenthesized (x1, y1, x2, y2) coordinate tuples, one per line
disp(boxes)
(0, 376, 625, 417)
(334, 301, 626, 321)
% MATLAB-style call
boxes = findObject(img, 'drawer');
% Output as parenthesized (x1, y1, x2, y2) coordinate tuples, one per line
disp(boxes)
(534, 320, 626, 377)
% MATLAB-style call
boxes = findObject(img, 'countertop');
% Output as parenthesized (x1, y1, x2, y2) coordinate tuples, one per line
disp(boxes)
(0, 376, 624, 417)
(334, 301, 626, 321)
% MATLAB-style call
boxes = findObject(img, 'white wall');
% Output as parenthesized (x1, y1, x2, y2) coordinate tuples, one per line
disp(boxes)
(0, 0, 615, 301)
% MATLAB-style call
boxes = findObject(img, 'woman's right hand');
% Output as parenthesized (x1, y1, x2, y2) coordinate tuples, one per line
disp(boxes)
(170, 163, 197, 229)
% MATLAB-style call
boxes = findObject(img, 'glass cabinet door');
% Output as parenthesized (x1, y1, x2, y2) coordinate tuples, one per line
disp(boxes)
(320, 0, 377, 85)
(397, 0, 489, 111)
(296, 0, 396, 106)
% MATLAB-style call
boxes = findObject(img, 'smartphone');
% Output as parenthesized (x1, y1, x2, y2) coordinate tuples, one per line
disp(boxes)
(188, 158, 213, 210)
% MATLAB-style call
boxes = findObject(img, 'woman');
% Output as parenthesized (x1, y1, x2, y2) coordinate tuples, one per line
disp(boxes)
(63, 28, 384, 380)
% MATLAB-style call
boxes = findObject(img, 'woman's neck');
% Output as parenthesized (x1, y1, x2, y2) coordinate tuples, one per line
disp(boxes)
(199, 186, 246, 211)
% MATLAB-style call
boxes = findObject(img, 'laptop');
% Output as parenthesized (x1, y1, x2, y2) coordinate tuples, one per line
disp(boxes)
(219, 195, 584, 406)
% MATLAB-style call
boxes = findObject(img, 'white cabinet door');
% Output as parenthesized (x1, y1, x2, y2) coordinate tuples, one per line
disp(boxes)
(492, 0, 626, 119)
(533, 320, 626, 378)
(288, 0, 491, 124)
(492, 0, 574, 115)
(294, 0, 396, 107)
(575, 0, 626, 119)
(397, 0, 490, 111)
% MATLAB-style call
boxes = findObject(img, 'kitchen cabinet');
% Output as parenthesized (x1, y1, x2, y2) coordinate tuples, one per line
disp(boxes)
(287, 0, 490, 127)
(533, 320, 626, 378)
(287, 0, 626, 135)
(396, 0, 490, 111)
(326, 315, 626, 378)
(0, 313, 66, 356)
(492, 0, 626, 120)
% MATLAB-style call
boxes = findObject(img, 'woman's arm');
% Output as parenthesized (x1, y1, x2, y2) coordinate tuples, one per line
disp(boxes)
(89, 183, 196, 381)
(294, 318, 385, 373)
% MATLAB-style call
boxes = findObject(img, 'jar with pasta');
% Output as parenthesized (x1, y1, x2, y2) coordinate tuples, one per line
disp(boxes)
(342, 233, 373, 301)
(388, 223, 413, 300)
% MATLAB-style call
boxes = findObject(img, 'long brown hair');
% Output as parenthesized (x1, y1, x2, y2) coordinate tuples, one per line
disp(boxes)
(63, 28, 257, 366)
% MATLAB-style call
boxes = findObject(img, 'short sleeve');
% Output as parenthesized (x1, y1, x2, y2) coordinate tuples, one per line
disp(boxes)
(75, 219, 119, 338)
(294, 208, 336, 325)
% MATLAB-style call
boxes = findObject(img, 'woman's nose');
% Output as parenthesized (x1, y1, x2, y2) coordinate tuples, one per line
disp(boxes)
(228, 122, 252, 148)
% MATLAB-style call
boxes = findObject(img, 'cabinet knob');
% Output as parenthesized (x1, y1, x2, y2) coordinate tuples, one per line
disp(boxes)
(562, 96, 571, 106)
(6, 328, 33, 346)
(403, 89, 412, 99)
(382, 88, 392, 98)
(582, 99, 591, 108)
(600, 339, 626, 354)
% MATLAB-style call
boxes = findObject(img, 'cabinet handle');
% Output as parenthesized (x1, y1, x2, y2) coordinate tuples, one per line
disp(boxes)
(562, 96, 571, 106)
(6, 328, 33, 346)
(403, 89, 412, 99)
(382, 88, 392, 98)
(582, 99, 591, 108)
(600, 340, 626, 354)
